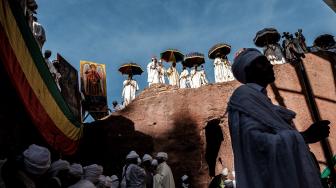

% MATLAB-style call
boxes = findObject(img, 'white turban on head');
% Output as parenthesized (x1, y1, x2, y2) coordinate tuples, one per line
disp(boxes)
(111, 175, 119, 188)
(142, 154, 153, 162)
(83, 164, 103, 183)
(69, 163, 83, 178)
(232, 48, 264, 83)
(156, 152, 168, 160)
(48, 159, 70, 177)
(68, 179, 96, 188)
(23, 144, 51, 175)
(105, 176, 113, 187)
(181, 174, 188, 181)
(126, 150, 139, 159)
(221, 168, 229, 176)
(151, 159, 158, 166)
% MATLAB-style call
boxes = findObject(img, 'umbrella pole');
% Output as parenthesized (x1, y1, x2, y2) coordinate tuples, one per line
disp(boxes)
(296, 58, 336, 185)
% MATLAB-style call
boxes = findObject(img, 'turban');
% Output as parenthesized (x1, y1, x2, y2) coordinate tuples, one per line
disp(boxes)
(126, 151, 139, 159)
(97, 175, 106, 186)
(181, 175, 189, 181)
(142, 154, 153, 162)
(83, 164, 103, 183)
(232, 48, 264, 83)
(105, 176, 113, 187)
(151, 159, 158, 166)
(23, 144, 51, 175)
(156, 152, 168, 160)
(111, 175, 119, 182)
(221, 168, 229, 176)
(48, 159, 70, 177)
(69, 163, 83, 178)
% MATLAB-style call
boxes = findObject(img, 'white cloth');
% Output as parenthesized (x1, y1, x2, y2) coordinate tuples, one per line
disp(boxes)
(153, 162, 175, 188)
(48, 159, 70, 177)
(110, 175, 119, 188)
(23, 144, 51, 175)
(264, 44, 286, 65)
(214, 58, 235, 83)
(232, 48, 264, 84)
(32, 20, 45, 48)
(68, 179, 96, 188)
(127, 151, 139, 159)
(147, 61, 160, 86)
(156, 152, 168, 160)
(45, 58, 61, 91)
(190, 68, 201, 88)
(166, 66, 179, 87)
(158, 65, 166, 84)
(179, 69, 189, 88)
(83, 164, 103, 184)
(122, 79, 139, 106)
(221, 168, 228, 176)
(69, 163, 83, 178)
(151, 159, 158, 167)
(227, 83, 323, 188)
(142, 154, 153, 162)
(199, 69, 208, 86)
(120, 164, 146, 188)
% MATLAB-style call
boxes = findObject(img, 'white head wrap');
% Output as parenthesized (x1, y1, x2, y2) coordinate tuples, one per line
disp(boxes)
(126, 151, 139, 159)
(48, 159, 70, 177)
(156, 152, 168, 160)
(23, 144, 51, 175)
(69, 163, 83, 178)
(137, 157, 142, 165)
(221, 168, 229, 176)
(105, 176, 113, 187)
(83, 164, 103, 183)
(232, 48, 264, 83)
(68, 179, 96, 188)
(142, 154, 153, 162)
(151, 159, 158, 166)
(181, 174, 188, 181)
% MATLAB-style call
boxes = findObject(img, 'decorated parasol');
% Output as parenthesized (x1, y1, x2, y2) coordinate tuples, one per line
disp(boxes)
(183, 52, 205, 68)
(118, 62, 143, 75)
(313, 34, 335, 49)
(160, 49, 184, 63)
(208, 43, 231, 59)
(254, 28, 281, 47)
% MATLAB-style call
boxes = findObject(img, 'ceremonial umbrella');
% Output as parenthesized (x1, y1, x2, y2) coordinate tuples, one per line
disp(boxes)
(160, 49, 184, 63)
(118, 63, 143, 75)
(313, 34, 335, 49)
(208, 43, 231, 59)
(254, 28, 281, 47)
(183, 52, 205, 68)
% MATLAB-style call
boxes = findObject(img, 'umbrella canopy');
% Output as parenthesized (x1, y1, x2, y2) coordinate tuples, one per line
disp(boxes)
(118, 63, 143, 75)
(160, 49, 184, 63)
(313, 34, 335, 49)
(183, 52, 205, 68)
(208, 43, 231, 59)
(254, 28, 281, 47)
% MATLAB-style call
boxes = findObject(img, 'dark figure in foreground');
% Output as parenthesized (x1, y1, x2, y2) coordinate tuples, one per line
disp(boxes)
(228, 48, 330, 188)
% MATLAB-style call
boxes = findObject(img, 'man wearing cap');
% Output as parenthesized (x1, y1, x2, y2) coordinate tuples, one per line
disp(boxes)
(228, 48, 330, 188)
(120, 151, 146, 188)
(142, 154, 154, 188)
(153, 152, 175, 188)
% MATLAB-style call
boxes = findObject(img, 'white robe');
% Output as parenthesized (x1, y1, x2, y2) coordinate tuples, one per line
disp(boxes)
(45, 58, 61, 91)
(147, 61, 160, 86)
(166, 66, 179, 87)
(122, 79, 139, 106)
(264, 44, 286, 65)
(228, 83, 323, 188)
(121, 164, 146, 188)
(153, 162, 175, 188)
(158, 65, 166, 84)
(199, 70, 208, 86)
(214, 58, 235, 82)
(179, 69, 189, 88)
(32, 20, 45, 49)
(190, 69, 201, 88)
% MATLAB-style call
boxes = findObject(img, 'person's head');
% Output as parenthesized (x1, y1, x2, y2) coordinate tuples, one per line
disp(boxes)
(193, 64, 198, 70)
(172, 62, 176, 67)
(48, 159, 70, 178)
(126, 151, 139, 164)
(295, 32, 299, 37)
(142, 154, 153, 168)
(22, 144, 51, 176)
(232, 48, 274, 87)
(156, 152, 168, 164)
(83, 164, 103, 184)
(221, 168, 229, 180)
(68, 163, 83, 185)
(128, 74, 133, 79)
(33, 16, 37, 22)
(44, 50, 52, 59)
(89, 64, 97, 70)
(112, 101, 118, 107)
(183, 66, 186, 70)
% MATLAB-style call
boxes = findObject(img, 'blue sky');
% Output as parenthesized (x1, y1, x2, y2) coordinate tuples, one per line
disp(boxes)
(37, 0, 335, 112)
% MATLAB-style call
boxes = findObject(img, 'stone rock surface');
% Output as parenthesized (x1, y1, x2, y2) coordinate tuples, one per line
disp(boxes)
(79, 53, 336, 187)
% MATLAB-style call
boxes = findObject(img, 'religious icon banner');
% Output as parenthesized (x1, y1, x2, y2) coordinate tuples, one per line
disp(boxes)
(80, 61, 108, 114)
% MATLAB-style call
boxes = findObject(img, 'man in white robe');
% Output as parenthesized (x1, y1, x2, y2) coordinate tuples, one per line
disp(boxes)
(179, 66, 189, 88)
(264, 43, 286, 65)
(44, 50, 61, 91)
(229, 48, 330, 188)
(158, 60, 166, 84)
(153, 152, 175, 188)
(122, 75, 139, 106)
(166, 62, 179, 87)
(190, 65, 201, 88)
(214, 56, 235, 83)
(121, 151, 146, 188)
(147, 57, 160, 86)
(199, 65, 208, 86)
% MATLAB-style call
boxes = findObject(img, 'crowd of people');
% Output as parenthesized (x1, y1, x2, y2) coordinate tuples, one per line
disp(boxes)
(0, 144, 198, 188)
